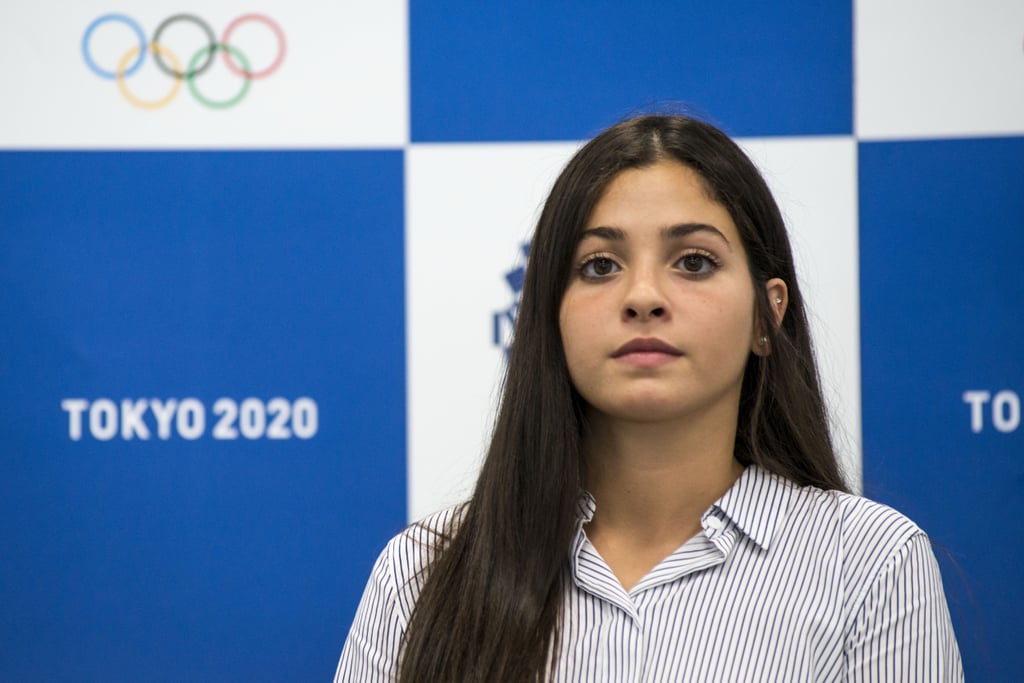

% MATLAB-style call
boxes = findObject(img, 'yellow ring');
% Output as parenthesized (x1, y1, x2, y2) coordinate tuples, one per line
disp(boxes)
(115, 42, 183, 110)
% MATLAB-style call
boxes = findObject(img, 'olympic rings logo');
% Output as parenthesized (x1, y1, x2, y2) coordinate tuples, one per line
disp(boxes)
(82, 13, 285, 110)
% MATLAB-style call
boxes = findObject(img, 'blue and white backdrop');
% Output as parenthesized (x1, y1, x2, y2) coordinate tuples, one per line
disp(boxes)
(1, 1, 1021, 680)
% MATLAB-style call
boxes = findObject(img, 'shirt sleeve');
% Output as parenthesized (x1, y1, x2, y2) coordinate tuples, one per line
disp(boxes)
(334, 542, 406, 683)
(844, 532, 964, 681)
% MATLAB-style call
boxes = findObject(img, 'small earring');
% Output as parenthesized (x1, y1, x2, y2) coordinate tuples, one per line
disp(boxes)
(775, 297, 782, 305)
(759, 335, 768, 346)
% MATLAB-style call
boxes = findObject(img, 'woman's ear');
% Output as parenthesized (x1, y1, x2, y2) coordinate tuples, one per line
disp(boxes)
(766, 278, 788, 328)
(752, 278, 789, 356)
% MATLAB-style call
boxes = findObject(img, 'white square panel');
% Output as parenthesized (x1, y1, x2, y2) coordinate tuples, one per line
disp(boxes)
(0, 0, 407, 148)
(857, 0, 1024, 139)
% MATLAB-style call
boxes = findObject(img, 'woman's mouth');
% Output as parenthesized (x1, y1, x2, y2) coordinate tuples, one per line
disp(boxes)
(612, 338, 683, 367)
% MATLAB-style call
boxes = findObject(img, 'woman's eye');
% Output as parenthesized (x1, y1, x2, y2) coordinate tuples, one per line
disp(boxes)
(678, 253, 716, 274)
(581, 257, 620, 278)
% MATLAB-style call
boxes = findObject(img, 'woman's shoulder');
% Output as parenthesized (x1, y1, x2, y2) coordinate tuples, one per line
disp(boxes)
(351, 504, 468, 633)
(336, 505, 469, 680)
(804, 482, 923, 548)
(747, 465, 924, 549)
(791, 483, 963, 676)
(780, 475, 931, 588)
(833, 488, 922, 540)
(375, 503, 468, 583)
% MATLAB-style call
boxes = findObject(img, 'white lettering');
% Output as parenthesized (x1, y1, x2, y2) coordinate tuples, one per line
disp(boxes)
(120, 399, 151, 440)
(61, 398, 89, 441)
(239, 398, 266, 439)
(90, 399, 118, 441)
(962, 390, 991, 433)
(292, 397, 318, 439)
(176, 398, 205, 440)
(212, 398, 239, 440)
(149, 399, 177, 440)
(992, 390, 1021, 433)
(266, 397, 292, 439)
(62, 396, 318, 441)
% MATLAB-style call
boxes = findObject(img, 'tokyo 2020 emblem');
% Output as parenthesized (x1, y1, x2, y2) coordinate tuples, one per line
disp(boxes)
(81, 13, 285, 109)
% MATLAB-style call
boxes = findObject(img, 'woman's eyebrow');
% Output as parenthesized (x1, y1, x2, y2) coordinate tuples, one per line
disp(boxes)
(662, 223, 731, 248)
(578, 226, 626, 242)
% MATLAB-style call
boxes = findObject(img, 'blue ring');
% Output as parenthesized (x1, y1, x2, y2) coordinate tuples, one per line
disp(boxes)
(82, 14, 146, 80)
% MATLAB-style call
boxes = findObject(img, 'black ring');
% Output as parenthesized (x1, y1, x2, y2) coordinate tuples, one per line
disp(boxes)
(151, 14, 216, 80)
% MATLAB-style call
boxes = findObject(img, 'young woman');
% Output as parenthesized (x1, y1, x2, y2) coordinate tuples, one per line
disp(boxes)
(335, 115, 963, 681)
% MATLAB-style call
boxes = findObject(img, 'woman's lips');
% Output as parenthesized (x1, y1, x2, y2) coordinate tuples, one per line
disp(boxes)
(612, 337, 683, 367)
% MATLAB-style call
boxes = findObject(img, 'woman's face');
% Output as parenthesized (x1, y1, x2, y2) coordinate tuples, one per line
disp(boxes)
(559, 160, 766, 428)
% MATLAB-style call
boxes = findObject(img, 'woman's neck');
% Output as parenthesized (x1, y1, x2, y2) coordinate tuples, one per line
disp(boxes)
(583, 412, 744, 544)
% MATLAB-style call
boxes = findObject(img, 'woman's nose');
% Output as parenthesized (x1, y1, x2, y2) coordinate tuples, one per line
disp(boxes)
(622, 271, 669, 321)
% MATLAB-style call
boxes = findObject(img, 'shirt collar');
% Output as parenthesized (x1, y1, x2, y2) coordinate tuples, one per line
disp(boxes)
(712, 464, 796, 550)
(576, 489, 597, 524)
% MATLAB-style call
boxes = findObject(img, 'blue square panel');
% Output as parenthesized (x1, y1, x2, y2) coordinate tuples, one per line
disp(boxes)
(0, 151, 406, 681)
(411, 1, 852, 141)
(859, 137, 1024, 683)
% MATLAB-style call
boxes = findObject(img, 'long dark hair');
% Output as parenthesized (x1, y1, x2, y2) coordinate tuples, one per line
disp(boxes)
(398, 114, 848, 682)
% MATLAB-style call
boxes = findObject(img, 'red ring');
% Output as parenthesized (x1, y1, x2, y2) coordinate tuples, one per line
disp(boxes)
(220, 13, 286, 79)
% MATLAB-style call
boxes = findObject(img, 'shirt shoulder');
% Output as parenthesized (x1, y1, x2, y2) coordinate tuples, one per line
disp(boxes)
(820, 493, 964, 679)
(725, 466, 924, 560)
(832, 488, 923, 545)
(794, 483, 924, 546)
(777, 479, 931, 614)
(379, 504, 467, 609)
(334, 505, 467, 683)
(786, 481, 924, 567)
(832, 488, 922, 565)
(830, 490, 928, 609)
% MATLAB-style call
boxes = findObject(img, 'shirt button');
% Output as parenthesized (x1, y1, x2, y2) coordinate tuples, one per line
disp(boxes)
(705, 517, 724, 531)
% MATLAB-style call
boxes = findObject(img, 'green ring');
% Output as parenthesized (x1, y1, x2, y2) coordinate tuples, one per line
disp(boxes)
(186, 43, 251, 109)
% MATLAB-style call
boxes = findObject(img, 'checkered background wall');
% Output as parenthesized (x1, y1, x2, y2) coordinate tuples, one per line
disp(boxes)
(1, 1, 1021, 680)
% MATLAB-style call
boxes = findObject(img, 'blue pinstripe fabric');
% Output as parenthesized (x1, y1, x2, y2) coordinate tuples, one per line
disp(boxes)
(336, 466, 963, 681)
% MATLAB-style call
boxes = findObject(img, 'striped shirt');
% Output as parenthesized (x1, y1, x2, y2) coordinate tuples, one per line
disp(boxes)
(335, 465, 963, 681)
